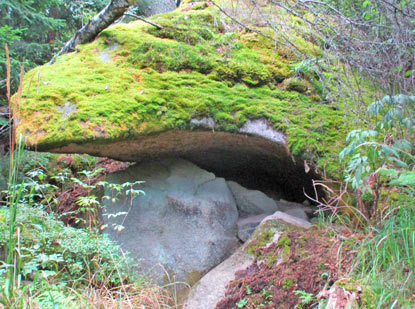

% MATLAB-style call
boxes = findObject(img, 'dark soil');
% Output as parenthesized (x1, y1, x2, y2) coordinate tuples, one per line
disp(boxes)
(216, 228, 357, 309)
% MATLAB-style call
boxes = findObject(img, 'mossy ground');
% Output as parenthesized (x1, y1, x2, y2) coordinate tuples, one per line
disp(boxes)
(216, 227, 358, 309)
(15, 2, 353, 176)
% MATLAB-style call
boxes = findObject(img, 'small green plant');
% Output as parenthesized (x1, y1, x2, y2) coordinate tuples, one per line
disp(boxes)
(294, 290, 315, 305)
(282, 277, 294, 290)
(261, 287, 272, 300)
(70, 168, 104, 231)
(236, 297, 248, 308)
(245, 284, 252, 295)
(50, 167, 145, 232)
(99, 180, 145, 232)
(1, 43, 27, 306)
(339, 94, 415, 306)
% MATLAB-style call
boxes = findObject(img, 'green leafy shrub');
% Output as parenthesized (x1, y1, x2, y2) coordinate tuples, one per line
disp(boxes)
(0, 204, 137, 286)
(339, 95, 414, 223)
(339, 94, 415, 306)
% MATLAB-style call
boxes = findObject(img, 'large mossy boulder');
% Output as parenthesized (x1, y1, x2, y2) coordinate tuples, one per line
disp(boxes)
(14, 2, 348, 179)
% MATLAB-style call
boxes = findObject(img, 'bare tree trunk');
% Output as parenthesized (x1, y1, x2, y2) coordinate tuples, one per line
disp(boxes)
(49, 0, 135, 64)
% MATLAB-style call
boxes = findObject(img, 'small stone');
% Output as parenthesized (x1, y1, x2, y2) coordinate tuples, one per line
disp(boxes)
(237, 214, 268, 242)
(276, 200, 312, 221)
(261, 211, 312, 230)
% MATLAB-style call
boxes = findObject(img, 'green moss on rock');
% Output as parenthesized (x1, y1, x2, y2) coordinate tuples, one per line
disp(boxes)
(277, 234, 292, 261)
(14, 3, 352, 177)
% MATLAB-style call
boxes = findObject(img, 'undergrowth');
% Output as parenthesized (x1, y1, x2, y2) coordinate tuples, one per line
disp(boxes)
(316, 94, 415, 307)
(1, 45, 172, 308)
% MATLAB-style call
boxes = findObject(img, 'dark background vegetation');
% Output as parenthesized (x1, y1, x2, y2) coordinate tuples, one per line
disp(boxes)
(0, 0, 108, 104)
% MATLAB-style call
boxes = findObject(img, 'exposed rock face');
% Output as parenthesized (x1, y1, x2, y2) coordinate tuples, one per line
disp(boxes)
(48, 129, 317, 202)
(184, 211, 312, 308)
(261, 210, 312, 229)
(276, 200, 313, 221)
(102, 158, 240, 284)
(227, 180, 279, 216)
(136, 0, 177, 17)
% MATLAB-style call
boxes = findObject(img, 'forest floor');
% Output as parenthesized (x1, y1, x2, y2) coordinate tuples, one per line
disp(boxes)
(216, 227, 360, 308)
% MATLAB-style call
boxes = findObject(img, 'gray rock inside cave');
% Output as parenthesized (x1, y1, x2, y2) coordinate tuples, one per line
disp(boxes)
(76, 126, 320, 286)
(101, 156, 317, 285)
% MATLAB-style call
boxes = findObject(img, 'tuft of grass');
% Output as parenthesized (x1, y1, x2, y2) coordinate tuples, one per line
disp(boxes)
(353, 192, 415, 307)
(2, 43, 27, 305)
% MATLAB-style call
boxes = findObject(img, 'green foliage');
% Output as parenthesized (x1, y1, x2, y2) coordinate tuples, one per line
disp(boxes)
(294, 290, 315, 305)
(236, 297, 248, 308)
(282, 277, 294, 290)
(0, 152, 146, 307)
(355, 199, 415, 306)
(0, 203, 140, 306)
(339, 129, 380, 190)
(339, 94, 415, 305)
(3, 135, 26, 302)
(339, 94, 414, 222)
(0, 151, 54, 197)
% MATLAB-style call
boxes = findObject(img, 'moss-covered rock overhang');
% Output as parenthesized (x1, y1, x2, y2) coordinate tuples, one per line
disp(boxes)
(13, 2, 348, 179)
(48, 124, 318, 201)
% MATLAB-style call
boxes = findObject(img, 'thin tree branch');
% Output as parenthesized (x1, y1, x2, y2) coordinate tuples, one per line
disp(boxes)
(211, 0, 293, 51)
(123, 13, 164, 29)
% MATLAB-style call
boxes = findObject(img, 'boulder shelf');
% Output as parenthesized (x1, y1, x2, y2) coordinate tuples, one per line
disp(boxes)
(14, 2, 347, 181)
(11, 2, 357, 307)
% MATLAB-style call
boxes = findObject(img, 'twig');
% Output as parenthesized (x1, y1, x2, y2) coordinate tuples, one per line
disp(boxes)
(211, 0, 293, 50)
(250, 0, 305, 57)
(123, 13, 163, 29)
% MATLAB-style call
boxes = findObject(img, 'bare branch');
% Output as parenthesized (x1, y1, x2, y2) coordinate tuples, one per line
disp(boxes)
(123, 13, 164, 29)
(211, 0, 294, 51)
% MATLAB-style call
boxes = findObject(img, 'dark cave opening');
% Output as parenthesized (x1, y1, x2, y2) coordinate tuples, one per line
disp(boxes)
(180, 148, 318, 203)
(50, 129, 323, 204)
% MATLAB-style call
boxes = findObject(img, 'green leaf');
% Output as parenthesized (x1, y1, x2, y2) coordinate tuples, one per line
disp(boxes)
(236, 298, 248, 308)
(379, 168, 399, 178)
(362, 0, 371, 8)
(390, 172, 415, 186)
(404, 70, 413, 77)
